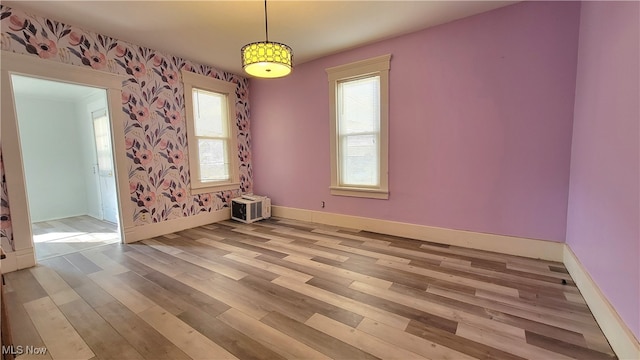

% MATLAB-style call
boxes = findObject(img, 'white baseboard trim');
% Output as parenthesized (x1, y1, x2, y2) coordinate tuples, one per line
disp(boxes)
(1, 247, 36, 274)
(124, 208, 231, 243)
(271, 206, 564, 262)
(563, 245, 640, 359)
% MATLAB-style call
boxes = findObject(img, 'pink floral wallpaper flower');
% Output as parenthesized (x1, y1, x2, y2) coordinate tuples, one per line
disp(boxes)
(0, 5, 252, 250)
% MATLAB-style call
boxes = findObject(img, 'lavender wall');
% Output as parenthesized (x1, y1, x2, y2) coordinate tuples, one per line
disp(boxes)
(567, 1, 639, 339)
(252, 1, 580, 242)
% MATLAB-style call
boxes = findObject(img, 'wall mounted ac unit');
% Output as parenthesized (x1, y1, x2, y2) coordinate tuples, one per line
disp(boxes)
(231, 195, 271, 223)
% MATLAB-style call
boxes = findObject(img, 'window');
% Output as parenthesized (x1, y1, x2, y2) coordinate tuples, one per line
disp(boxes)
(182, 71, 239, 194)
(327, 54, 390, 199)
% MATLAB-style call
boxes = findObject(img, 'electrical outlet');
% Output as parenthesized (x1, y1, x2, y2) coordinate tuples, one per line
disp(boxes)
(140, 213, 148, 222)
(321, 201, 325, 208)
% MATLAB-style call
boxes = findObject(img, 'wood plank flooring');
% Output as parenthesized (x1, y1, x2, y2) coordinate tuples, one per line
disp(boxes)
(3, 217, 616, 359)
(32, 216, 120, 261)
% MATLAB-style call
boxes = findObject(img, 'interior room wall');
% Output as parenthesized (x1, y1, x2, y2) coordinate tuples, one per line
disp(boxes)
(14, 95, 88, 222)
(566, 1, 639, 339)
(251, 1, 580, 242)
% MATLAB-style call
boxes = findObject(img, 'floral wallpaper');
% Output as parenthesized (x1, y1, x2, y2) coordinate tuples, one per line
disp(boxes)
(0, 5, 252, 251)
(0, 151, 14, 251)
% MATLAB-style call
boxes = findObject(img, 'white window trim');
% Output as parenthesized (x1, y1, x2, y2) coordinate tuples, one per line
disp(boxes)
(326, 54, 391, 200)
(182, 70, 240, 194)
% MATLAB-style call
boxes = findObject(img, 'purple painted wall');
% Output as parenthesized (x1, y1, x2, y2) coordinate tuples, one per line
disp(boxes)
(567, 1, 640, 339)
(251, 1, 580, 242)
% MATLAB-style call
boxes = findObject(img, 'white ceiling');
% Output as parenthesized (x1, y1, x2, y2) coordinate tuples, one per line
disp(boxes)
(4, 1, 518, 76)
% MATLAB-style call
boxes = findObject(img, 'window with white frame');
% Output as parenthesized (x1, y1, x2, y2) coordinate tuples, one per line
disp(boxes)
(327, 54, 390, 199)
(182, 71, 239, 194)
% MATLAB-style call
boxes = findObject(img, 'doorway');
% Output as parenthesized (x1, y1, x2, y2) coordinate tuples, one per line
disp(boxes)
(11, 75, 121, 260)
(1, 51, 129, 271)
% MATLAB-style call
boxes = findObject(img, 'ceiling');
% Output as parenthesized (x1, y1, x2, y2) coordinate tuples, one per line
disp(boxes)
(4, 1, 518, 76)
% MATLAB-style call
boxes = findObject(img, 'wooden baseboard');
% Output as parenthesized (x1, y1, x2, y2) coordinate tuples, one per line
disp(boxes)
(124, 208, 231, 243)
(0, 247, 35, 274)
(271, 206, 564, 262)
(563, 245, 640, 359)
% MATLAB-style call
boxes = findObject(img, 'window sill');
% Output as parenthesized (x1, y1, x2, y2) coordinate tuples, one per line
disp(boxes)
(191, 182, 240, 195)
(330, 186, 389, 199)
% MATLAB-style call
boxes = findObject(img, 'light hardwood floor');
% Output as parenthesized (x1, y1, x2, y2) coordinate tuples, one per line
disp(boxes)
(3, 217, 616, 359)
(32, 216, 120, 261)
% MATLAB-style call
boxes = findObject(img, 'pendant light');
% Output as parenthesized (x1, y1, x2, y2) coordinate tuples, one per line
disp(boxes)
(241, 0, 293, 78)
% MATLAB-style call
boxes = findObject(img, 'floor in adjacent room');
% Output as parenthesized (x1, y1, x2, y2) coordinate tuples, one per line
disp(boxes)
(32, 215, 120, 261)
(3, 217, 616, 359)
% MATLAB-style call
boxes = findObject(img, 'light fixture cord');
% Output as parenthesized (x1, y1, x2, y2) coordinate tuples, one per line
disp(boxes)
(264, 0, 269, 42)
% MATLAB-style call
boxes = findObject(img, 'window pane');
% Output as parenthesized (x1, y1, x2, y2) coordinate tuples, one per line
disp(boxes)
(338, 76, 380, 134)
(92, 111, 113, 173)
(198, 139, 229, 181)
(340, 134, 379, 186)
(193, 88, 227, 137)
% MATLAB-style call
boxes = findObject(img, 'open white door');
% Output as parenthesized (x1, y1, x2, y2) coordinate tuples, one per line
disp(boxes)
(92, 109, 118, 224)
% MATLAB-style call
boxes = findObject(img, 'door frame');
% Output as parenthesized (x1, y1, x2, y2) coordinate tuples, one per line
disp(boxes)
(1, 51, 130, 271)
